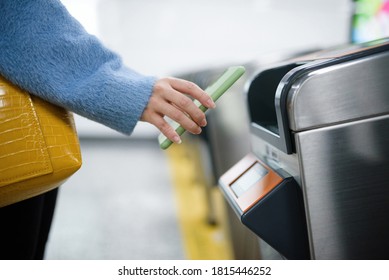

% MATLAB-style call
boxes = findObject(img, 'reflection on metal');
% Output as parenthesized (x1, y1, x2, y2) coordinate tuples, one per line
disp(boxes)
(296, 115, 389, 259)
(287, 52, 389, 131)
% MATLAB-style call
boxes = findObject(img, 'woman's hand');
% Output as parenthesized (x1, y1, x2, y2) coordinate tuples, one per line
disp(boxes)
(140, 77, 215, 144)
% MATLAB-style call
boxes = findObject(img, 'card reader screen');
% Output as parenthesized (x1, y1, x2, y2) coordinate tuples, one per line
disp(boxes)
(230, 163, 268, 198)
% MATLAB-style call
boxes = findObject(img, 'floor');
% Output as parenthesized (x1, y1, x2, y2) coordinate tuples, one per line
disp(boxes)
(45, 138, 185, 260)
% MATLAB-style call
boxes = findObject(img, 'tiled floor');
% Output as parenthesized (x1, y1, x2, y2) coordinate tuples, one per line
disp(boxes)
(45, 138, 184, 260)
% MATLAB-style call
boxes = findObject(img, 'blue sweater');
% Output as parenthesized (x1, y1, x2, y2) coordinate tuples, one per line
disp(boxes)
(0, 0, 156, 135)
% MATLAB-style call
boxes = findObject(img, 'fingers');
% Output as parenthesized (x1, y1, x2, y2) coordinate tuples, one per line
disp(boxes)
(168, 78, 216, 109)
(140, 77, 217, 145)
(146, 93, 203, 135)
(156, 78, 215, 128)
(163, 89, 207, 128)
(145, 112, 182, 144)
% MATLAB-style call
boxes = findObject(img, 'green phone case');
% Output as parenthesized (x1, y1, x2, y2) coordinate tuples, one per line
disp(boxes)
(158, 65, 246, 150)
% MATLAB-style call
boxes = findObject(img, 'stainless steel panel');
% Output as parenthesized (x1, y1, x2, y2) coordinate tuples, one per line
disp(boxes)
(296, 115, 389, 259)
(287, 52, 389, 131)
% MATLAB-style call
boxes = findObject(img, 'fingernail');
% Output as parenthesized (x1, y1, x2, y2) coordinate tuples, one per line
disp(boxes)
(201, 119, 207, 127)
(173, 136, 182, 144)
(207, 99, 216, 108)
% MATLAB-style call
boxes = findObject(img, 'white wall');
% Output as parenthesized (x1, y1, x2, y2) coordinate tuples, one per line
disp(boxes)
(62, 0, 352, 138)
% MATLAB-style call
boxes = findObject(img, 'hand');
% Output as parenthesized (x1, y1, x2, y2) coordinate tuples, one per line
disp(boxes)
(140, 77, 216, 144)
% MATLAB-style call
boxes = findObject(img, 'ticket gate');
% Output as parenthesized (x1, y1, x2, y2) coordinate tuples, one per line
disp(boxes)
(178, 53, 304, 260)
(219, 38, 389, 259)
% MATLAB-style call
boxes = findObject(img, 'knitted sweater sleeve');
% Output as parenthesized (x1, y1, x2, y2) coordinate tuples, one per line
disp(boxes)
(0, 0, 156, 135)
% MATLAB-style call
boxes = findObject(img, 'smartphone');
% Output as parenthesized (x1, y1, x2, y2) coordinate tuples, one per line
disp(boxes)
(158, 65, 245, 150)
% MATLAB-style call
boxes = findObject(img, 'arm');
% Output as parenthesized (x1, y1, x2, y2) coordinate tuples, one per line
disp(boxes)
(0, 0, 214, 140)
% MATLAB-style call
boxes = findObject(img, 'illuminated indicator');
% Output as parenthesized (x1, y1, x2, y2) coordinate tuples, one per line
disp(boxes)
(230, 163, 268, 198)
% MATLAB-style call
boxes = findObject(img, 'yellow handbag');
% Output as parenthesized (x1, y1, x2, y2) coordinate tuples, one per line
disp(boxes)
(0, 75, 82, 207)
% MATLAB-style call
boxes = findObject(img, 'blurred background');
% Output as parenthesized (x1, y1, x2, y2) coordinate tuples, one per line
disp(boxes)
(44, 0, 388, 259)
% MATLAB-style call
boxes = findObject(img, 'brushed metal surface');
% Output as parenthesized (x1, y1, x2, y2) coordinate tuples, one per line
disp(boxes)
(296, 115, 389, 259)
(288, 52, 389, 131)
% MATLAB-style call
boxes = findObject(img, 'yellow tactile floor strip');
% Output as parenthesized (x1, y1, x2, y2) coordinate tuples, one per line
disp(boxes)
(165, 140, 233, 260)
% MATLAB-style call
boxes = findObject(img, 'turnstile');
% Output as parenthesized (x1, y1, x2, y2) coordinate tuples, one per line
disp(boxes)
(219, 38, 389, 259)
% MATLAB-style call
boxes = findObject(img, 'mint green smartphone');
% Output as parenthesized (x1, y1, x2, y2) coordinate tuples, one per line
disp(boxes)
(158, 65, 245, 150)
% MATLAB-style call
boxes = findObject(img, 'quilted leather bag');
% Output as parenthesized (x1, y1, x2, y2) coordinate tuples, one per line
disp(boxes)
(0, 75, 82, 207)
